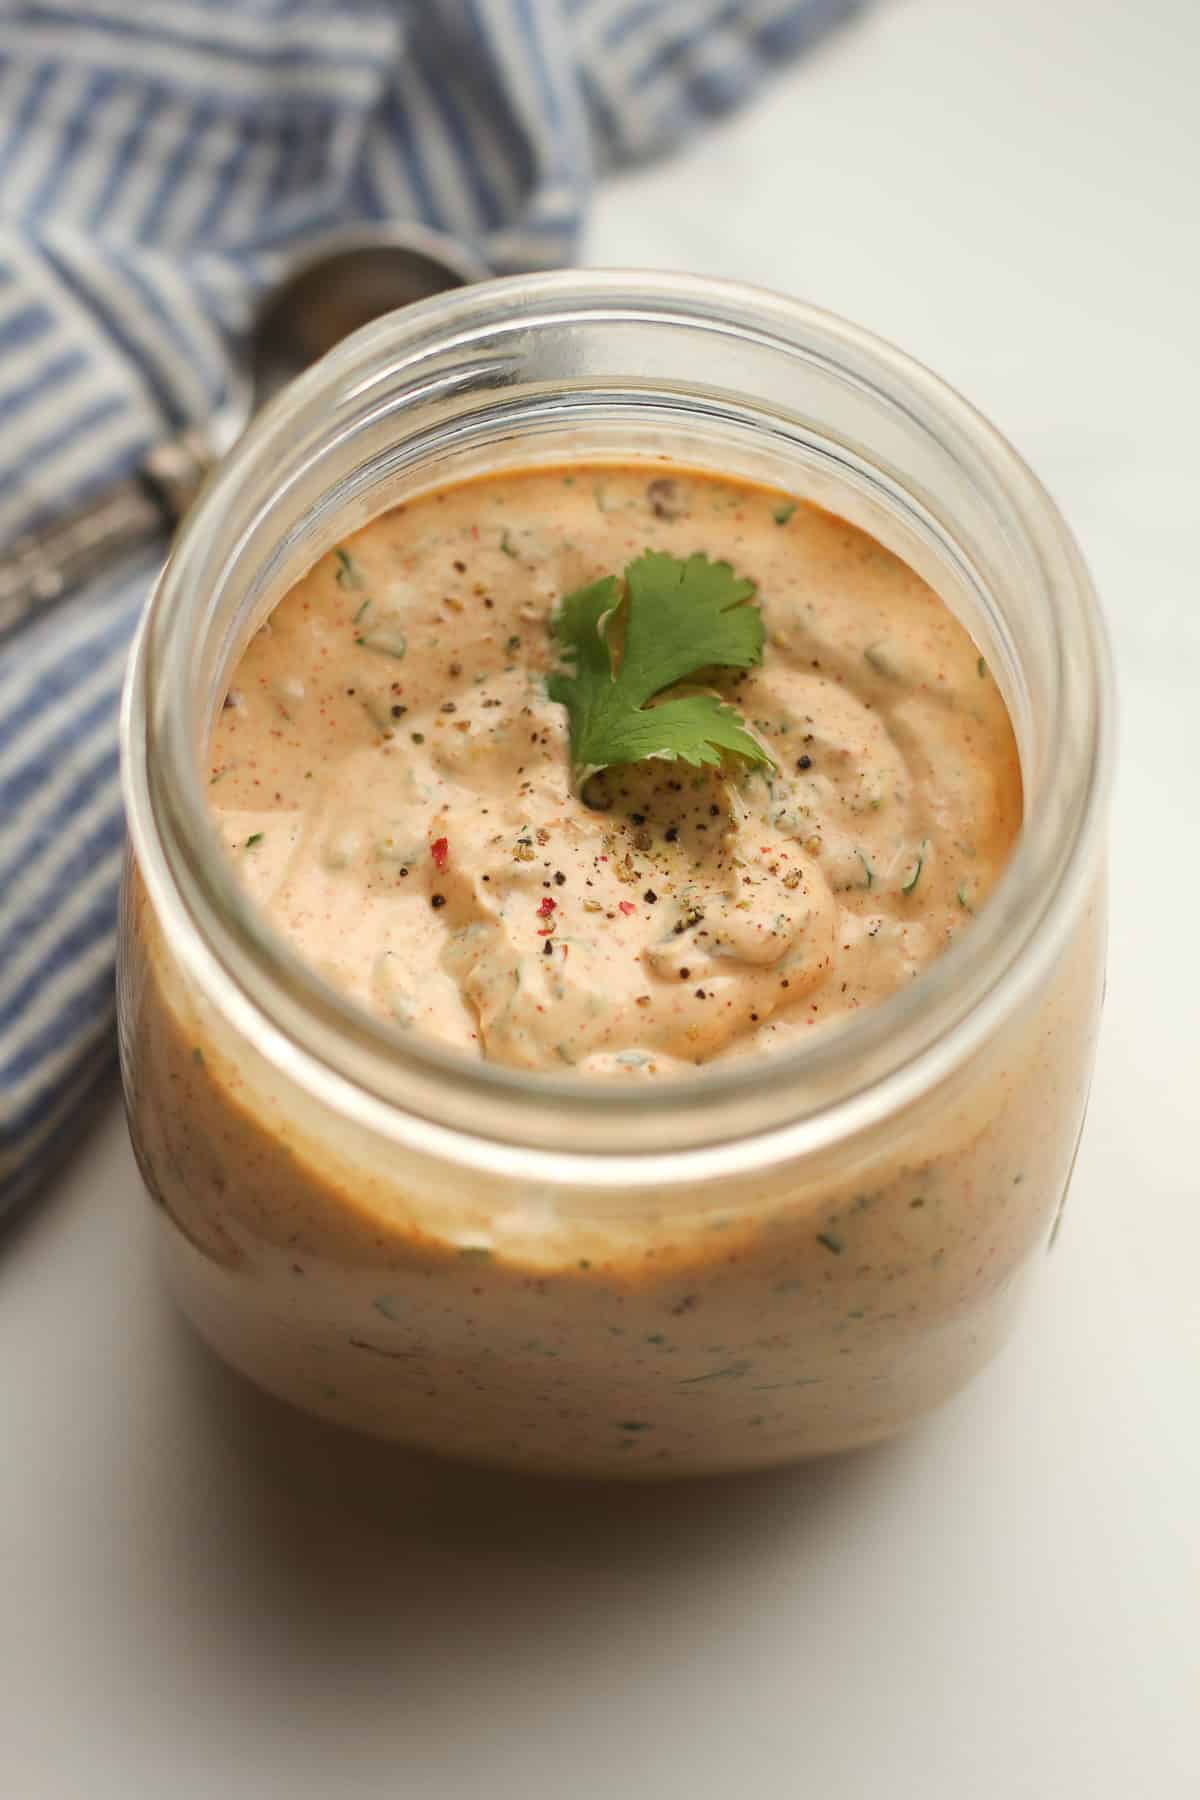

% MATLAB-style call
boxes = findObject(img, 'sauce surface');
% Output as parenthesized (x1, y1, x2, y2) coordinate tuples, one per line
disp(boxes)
(209, 466, 1022, 1072)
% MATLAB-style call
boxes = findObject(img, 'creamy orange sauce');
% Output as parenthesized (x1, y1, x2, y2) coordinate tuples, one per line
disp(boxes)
(208, 466, 1021, 1072)
(121, 462, 1103, 1477)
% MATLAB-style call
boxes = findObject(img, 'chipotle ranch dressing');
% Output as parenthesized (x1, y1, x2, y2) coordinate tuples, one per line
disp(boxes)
(124, 463, 1103, 1474)
(208, 466, 1022, 1073)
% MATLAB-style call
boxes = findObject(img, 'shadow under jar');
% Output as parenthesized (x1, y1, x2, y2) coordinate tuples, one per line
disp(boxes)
(118, 272, 1113, 1479)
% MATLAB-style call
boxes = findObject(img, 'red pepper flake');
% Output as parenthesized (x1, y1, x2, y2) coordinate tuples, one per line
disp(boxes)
(430, 836, 449, 871)
(537, 896, 556, 918)
(619, 900, 636, 917)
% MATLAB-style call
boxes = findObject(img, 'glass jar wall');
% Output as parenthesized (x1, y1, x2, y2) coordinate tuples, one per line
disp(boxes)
(118, 274, 1112, 1476)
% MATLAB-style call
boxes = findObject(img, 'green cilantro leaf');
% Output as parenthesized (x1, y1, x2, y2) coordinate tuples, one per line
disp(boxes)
(547, 551, 773, 787)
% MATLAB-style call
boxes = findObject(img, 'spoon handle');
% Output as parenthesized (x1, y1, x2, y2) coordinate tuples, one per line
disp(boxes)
(0, 430, 212, 642)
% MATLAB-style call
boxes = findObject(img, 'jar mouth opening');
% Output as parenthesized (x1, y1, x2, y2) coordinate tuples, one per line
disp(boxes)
(122, 270, 1113, 1174)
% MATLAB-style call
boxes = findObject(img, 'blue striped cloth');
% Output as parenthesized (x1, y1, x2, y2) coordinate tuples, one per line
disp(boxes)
(0, 0, 866, 1221)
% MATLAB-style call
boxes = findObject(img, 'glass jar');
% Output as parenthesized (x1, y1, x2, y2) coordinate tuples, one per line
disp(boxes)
(118, 271, 1112, 1478)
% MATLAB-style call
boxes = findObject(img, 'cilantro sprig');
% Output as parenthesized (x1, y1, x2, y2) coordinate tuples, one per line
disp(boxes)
(547, 550, 774, 788)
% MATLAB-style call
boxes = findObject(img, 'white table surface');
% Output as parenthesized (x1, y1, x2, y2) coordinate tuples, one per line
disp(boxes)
(3, 1, 1198, 1794)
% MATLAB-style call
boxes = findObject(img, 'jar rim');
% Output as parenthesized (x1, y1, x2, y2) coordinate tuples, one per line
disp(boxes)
(121, 269, 1114, 1183)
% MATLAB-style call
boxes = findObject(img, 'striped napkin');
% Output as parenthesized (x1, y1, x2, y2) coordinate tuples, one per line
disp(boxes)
(0, 0, 866, 1221)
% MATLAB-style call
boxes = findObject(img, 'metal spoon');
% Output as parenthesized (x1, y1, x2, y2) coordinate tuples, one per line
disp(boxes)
(0, 223, 490, 640)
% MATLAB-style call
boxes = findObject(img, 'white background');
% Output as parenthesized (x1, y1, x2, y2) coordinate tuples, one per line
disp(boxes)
(2, 1, 1198, 1794)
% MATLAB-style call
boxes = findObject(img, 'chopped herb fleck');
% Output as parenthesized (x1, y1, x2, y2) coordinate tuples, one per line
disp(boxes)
(977, 656, 988, 678)
(901, 839, 928, 895)
(773, 500, 796, 525)
(678, 1361, 753, 1385)
(356, 620, 407, 659)
(816, 1231, 845, 1255)
(244, 833, 263, 848)
(334, 547, 365, 589)
(500, 529, 518, 558)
